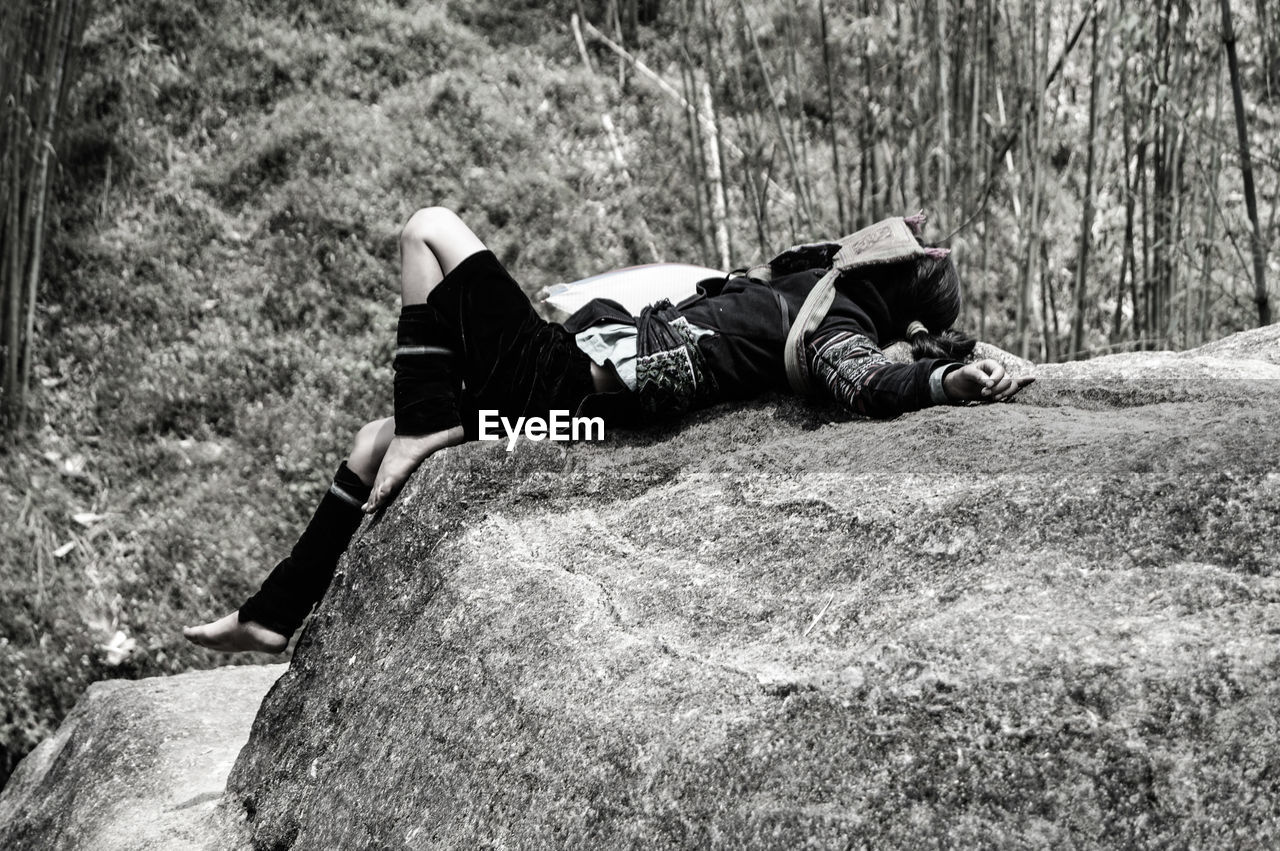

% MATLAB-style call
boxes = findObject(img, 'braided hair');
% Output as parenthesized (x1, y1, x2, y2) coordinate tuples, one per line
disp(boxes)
(902, 252, 976, 362)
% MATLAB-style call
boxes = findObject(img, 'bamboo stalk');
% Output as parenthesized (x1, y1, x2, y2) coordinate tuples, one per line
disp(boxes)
(1193, 151, 1256, 295)
(967, 0, 983, 222)
(1112, 51, 1130, 342)
(1163, 0, 1189, 343)
(1043, 241, 1059, 362)
(817, 0, 846, 233)
(740, 145, 769, 258)
(700, 80, 731, 270)
(1019, 0, 1048, 360)
(1070, 5, 1101, 359)
(697, 0, 734, 264)
(783, 0, 814, 228)
(678, 45, 712, 263)
(1219, 0, 1271, 325)
(5, 5, 39, 425)
(579, 14, 797, 211)
(611, 0, 625, 88)
(1011, 0, 1028, 350)
(1089, 3, 1118, 342)
(1199, 52, 1225, 345)
(1255, 0, 1278, 100)
(19, 0, 76, 428)
(5, 155, 22, 431)
(4, 85, 28, 429)
(947, 0, 1097, 240)
(734, 0, 811, 226)
(858, 0, 876, 226)
(1169, 124, 1186, 346)
(1136, 5, 1156, 348)
(571, 14, 633, 182)
(935, 0, 951, 230)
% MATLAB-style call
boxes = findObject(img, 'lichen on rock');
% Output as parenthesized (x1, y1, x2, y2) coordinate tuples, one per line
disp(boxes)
(5, 329, 1279, 849)
(0, 665, 284, 851)
(219, 328, 1280, 849)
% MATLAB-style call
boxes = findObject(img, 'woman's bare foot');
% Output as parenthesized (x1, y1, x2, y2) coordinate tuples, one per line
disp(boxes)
(365, 425, 464, 512)
(183, 611, 289, 653)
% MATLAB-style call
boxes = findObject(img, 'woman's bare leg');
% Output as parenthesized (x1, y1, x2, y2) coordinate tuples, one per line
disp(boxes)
(187, 209, 488, 650)
(399, 206, 488, 304)
(347, 416, 395, 484)
(183, 417, 394, 652)
(367, 207, 482, 510)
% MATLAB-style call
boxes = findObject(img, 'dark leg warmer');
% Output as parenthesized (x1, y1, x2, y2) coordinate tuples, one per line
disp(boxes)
(238, 461, 373, 638)
(394, 303, 463, 436)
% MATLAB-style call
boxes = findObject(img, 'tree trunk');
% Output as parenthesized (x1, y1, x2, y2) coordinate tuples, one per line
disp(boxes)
(1219, 0, 1271, 325)
(1199, 52, 1226, 345)
(1070, 5, 1101, 359)
(1113, 50, 1134, 343)
(735, 0, 810, 230)
(934, 0, 951, 230)
(1042, 241, 1058, 362)
(1140, 136, 1152, 346)
(817, 0, 847, 233)
(700, 80, 731, 269)
(20, 0, 78, 427)
(1252, 0, 1278, 100)
(4, 151, 22, 429)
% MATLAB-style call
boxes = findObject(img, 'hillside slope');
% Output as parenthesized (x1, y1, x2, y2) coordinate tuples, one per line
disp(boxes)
(2, 0, 698, 785)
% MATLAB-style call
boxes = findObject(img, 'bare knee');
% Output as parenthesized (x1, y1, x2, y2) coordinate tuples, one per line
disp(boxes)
(401, 206, 458, 248)
(399, 206, 486, 278)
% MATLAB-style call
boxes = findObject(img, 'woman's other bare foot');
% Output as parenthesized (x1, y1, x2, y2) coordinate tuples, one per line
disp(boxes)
(365, 425, 464, 512)
(183, 611, 289, 653)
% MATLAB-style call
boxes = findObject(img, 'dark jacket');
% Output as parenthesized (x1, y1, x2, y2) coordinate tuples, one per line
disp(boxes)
(563, 267, 956, 420)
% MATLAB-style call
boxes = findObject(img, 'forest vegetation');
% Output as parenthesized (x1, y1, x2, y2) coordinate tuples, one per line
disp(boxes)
(0, 0, 1276, 786)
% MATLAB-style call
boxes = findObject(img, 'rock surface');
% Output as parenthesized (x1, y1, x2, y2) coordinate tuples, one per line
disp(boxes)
(5, 329, 1280, 850)
(0, 665, 284, 851)
(219, 327, 1280, 848)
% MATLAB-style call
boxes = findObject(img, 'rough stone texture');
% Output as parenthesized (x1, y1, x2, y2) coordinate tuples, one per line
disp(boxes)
(0, 665, 284, 851)
(220, 327, 1280, 849)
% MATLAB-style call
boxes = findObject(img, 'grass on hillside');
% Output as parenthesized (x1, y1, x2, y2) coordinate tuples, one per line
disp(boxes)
(1, 0, 703, 784)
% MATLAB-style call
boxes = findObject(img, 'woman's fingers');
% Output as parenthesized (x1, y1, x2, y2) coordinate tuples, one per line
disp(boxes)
(959, 366, 1035, 403)
(1003, 376, 1034, 399)
(978, 360, 1006, 395)
(993, 375, 1035, 401)
(962, 364, 990, 394)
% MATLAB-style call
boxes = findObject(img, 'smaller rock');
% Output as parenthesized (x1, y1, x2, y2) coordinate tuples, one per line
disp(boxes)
(0, 664, 284, 851)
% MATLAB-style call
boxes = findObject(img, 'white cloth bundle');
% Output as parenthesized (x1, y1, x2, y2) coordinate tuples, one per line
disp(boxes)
(539, 263, 724, 320)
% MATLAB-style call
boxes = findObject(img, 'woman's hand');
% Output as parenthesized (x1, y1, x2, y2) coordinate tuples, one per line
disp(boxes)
(943, 359, 1035, 403)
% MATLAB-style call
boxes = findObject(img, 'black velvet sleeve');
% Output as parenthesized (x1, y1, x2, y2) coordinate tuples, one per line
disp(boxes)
(810, 331, 959, 418)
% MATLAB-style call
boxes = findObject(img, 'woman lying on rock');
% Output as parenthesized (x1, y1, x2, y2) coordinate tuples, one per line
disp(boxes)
(183, 207, 1033, 652)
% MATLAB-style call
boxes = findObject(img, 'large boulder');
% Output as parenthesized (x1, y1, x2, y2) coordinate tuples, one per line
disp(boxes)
(216, 328, 1280, 848)
(0, 665, 284, 850)
(4, 328, 1277, 849)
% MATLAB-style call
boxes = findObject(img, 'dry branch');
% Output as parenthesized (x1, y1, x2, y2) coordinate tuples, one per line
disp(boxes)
(577, 14, 798, 212)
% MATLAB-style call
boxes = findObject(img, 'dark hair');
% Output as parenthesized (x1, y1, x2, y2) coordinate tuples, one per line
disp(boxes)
(910, 327, 977, 361)
(905, 253, 976, 362)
